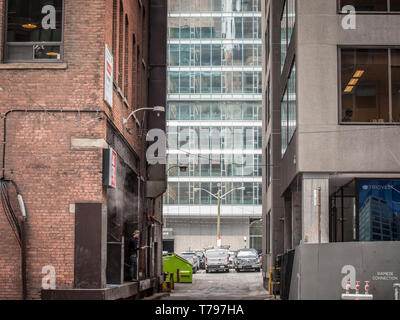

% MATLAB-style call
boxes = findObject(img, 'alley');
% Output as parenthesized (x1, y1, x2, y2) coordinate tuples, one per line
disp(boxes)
(162, 271, 272, 300)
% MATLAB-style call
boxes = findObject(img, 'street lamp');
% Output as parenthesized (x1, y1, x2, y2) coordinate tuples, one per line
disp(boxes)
(194, 184, 245, 248)
(123, 106, 165, 125)
(167, 165, 188, 174)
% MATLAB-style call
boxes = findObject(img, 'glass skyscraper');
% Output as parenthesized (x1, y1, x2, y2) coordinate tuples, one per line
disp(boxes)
(164, 0, 262, 253)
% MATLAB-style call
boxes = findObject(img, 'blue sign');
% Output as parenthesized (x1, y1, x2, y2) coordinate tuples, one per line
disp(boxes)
(358, 180, 400, 242)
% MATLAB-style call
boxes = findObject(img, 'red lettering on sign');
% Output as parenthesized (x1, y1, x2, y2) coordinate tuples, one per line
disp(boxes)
(111, 151, 117, 188)
(106, 61, 112, 76)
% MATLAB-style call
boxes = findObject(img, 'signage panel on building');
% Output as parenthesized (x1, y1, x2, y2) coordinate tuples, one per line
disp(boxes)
(358, 179, 400, 242)
(104, 45, 113, 108)
(103, 148, 117, 189)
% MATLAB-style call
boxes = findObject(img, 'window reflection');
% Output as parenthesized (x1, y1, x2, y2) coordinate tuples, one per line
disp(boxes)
(168, 102, 262, 121)
(168, 16, 261, 40)
(165, 181, 262, 205)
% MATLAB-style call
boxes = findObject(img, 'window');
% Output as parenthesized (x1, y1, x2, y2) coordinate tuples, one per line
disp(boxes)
(392, 50, 400, 122)
(266, 210, 271, 254)
(266, 138, 271, 188)
(265, 14, 270, 66)
(249, 219, 262, 252)
(281, 89, 288, 156)
(131, 34, 136, 110)
(358, 180, 400, 242)
(113, 0, 117, 75)
(266, 76, 271, 126)
(280, 2, 287, 73)
(118, 1, 123, 86)
(4, 0, 63, 62)
(124, 15, 129, 98)
(340, 48, 400, 123)
(165, 181, 263, 205)
(339, 0, 400, 12)
(287, 0, 295, 40)
(168, 15, 261, 41)
(288, 63, 296, 141)
(280, 0, 296, 72)
(281, 61, 296, 156)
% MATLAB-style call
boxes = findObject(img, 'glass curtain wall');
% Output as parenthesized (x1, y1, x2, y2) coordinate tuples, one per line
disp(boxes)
(166, 0, 262, 212)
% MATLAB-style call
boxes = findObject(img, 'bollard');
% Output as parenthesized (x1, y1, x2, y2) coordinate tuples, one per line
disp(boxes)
(342, 280, 373, 300)
(268, 269, 272, 295)
(394, 283, 400, 300)
(355, 281, 361, 295)
(346, 279, 351, 294)
(170, 272, 174, 290)
(364, 281, 370, 295)
(161, 281, 170, 292)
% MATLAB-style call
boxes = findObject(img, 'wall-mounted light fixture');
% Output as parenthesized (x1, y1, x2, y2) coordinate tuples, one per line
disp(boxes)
(123, 106, 165, 125)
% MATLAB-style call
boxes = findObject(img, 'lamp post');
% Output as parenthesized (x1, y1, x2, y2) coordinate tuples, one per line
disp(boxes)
(194, 184, 245, 248)
(123, 106, 165, 126)
(167, 165, 188, 174)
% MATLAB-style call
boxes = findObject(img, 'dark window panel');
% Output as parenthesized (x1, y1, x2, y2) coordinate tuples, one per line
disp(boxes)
(341, 48, 389, 123)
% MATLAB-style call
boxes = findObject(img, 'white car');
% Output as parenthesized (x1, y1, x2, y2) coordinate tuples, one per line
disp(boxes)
(205, 249, 229, 273)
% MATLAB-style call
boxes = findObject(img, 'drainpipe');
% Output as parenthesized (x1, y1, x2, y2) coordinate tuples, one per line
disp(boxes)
(20, 217, 27, 300)
(17, 193, 27, 300)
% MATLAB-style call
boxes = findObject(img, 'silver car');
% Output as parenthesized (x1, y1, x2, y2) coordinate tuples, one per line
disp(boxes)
(235, 249, 261, 272)
(179, 252, 199, 273)
(205, 249, 229, 273)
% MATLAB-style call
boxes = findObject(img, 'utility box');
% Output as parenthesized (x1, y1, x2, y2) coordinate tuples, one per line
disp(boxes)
(163, 254, 193, 283)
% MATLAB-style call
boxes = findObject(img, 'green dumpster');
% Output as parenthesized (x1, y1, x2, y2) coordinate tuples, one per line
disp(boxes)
(163, 253, 193, 283)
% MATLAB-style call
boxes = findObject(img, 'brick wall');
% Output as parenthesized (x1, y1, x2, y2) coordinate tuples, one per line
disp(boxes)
(0, 0, 150, 299)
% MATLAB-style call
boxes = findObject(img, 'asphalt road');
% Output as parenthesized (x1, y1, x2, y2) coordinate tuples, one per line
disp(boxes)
(162, 269, 272, 300)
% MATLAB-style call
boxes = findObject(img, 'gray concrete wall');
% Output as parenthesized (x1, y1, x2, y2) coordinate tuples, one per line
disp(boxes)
(292, 0, 400, 192)
(291, 191, 302, 248)
(166, 217, 251, 253)
(289, 242, 400, 300)
(302, 174, 329, 244)
(262, 0, 286, 284)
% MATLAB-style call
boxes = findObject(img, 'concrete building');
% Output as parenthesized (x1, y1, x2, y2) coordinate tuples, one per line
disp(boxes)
(262, 0, 400, 299)
(164, 0, 263, 253)
(0, 0, 167, 299)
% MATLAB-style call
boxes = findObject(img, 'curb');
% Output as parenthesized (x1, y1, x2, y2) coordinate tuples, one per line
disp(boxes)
(143, 292, 171, 300)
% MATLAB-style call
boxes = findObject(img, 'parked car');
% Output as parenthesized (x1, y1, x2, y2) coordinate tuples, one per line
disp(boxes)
(228, 251, 236, 269)
(235, 249, 261, 272)
(179, 252, 199, 273)
(205, 248, 229, 273)
(195, 251, 206, 269)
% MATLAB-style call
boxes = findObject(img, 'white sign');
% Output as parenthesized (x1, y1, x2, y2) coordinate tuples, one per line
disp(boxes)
(372, 271, 398, 281)
(104, 45, 113, 108)
(313, 189, 320, 206)
(110, 148, 117, 188)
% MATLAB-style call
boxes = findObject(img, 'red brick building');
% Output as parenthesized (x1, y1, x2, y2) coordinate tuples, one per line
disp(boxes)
(0, 0, 167, 300)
